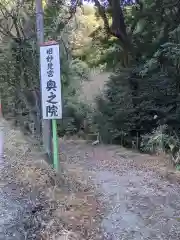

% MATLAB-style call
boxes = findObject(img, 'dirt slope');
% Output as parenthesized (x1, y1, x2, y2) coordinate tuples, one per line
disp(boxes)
(60, 140, 180, 240)
(0, 119, 103, 240)
(80, 71, 110, 104)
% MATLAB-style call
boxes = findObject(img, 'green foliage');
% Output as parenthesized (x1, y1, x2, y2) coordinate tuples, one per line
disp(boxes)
(95, 70, 134, 144)
(140, 125, 180, 165)
(1, 0, 180, 154)
(58, 100, 92, 136)
(92, 0, 180, 158)
(0, 0, 90, 137)
(141, 125, 174, 153)
(95, 68, 180, 146)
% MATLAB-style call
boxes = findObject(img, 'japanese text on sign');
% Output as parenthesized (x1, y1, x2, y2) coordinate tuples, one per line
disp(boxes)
(40, 43, 62, 119)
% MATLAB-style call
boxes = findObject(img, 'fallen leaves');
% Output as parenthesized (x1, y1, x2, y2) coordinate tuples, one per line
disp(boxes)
(1, 119, 103, 239)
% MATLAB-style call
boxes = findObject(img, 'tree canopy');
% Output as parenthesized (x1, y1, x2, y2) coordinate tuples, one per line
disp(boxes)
(0, 0, 180, 161)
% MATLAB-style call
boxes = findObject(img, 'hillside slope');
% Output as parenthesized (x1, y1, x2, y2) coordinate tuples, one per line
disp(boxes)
(0, 119, 103, 239)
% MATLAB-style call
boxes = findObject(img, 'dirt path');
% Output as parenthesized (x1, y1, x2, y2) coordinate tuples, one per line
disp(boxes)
(60, 140, 180, 240)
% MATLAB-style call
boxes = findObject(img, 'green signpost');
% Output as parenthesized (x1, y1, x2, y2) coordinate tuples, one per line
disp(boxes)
(52, 119, 59, 169)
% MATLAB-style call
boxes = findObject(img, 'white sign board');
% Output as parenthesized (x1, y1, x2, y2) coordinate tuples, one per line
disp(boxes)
(40, 42, 62, 119)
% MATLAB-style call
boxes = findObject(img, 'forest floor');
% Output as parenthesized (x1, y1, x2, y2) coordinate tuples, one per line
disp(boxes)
(0, 119, 103, 240)
(60, 139, 180, 240)
(2, 115, 180, 239)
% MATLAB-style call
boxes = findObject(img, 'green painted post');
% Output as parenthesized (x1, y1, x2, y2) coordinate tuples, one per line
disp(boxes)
(52, 119, 59, 170)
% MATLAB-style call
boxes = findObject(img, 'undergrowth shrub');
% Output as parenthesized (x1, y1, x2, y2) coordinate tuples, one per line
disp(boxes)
(57, 100, 93, 137)
(94, 71, 136, 144)
(141, 125, 180, 165)
(95, 67, 180, 148)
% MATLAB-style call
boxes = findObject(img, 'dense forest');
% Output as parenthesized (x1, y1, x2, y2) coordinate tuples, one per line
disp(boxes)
(0, 0, 180, 164)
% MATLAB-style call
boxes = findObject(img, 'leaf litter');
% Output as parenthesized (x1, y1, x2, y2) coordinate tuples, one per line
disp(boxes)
(0, 119, 104, 240)
(60, 139, 180, 240)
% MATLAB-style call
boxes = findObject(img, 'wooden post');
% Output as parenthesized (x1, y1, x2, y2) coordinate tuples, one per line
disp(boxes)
(35, 0, 52, 159)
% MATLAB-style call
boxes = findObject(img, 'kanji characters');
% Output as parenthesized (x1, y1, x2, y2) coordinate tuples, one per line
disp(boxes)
(47, 91, 57, 104)
(47, 48, 53, 55)
(47, 62, 53, 70)
(47, 69, 54, 78)
(46, 105, 58, 117)
(44, 45, 60, 118)
(46, 79, 57, 91)
(46, 55, 53, 62)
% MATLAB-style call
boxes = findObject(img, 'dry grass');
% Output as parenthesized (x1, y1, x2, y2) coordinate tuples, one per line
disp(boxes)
(1, 119, 104, 240)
